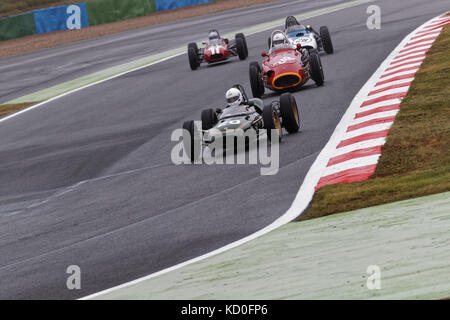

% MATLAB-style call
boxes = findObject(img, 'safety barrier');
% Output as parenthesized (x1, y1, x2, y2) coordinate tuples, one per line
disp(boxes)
(154, 0, 214, 11)
(86, 0, 156, 26)
(0, 0, 216, 41)
(33, 3, 89, 34)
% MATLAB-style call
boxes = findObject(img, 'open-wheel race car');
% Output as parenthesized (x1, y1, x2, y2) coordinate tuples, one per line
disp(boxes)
(283, 15, 333, 54)
(249, 30, 324, 98)
(182, 84, 300, 161)
(187, 30, 248, 70)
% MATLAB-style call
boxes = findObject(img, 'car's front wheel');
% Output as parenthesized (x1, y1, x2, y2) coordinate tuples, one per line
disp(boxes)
(182, 120, 201, 162)
(235, 33, 248, 57)
(187, 43, 199, 70)
(201, 108, 218, 130)
(320, 26, 334, 54)
(279, 93, 300, 134)
(249, 62, 265, 98)
(236, 37, 247, 60)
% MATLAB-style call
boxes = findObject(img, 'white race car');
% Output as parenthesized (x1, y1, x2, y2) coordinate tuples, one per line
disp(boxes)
(283, 16, 334, 54)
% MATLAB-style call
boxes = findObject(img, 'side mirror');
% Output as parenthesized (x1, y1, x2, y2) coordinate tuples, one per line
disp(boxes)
(224, 38, 229, 44)
(202, 41, 207, 45)
(296, 43, 302, 49)
(261, 52, 267, 57)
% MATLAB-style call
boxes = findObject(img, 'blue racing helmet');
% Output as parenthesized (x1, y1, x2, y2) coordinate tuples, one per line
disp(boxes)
(208, 30, 220, 41)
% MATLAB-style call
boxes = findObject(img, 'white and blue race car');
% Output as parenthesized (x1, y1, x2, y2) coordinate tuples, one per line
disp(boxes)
(283, 16, 334, 54)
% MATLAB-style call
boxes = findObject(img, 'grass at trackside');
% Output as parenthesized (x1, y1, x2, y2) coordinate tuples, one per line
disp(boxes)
(0, 0, 97, 17)
(0, 103, 37, 118)
(300, 24, 450, 221)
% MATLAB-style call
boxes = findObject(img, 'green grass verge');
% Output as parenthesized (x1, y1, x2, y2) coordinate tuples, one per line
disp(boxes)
(300, 24, 450, 221)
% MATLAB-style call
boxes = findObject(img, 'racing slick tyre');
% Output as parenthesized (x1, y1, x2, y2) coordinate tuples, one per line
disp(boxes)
(279, 93, 300, 134)
(236, 37, 247, 60)
(319, 26, 334, 54)
(263, 104, 282, 142)
(201, 108, 218, 130)
(249, 62, 265, 98)
(235, 33, 248, 57)
(188, 43, 199, 70)
(309, 49, 324, 86)
(188, 42, 198, 53)
(183, 120, 201, 162)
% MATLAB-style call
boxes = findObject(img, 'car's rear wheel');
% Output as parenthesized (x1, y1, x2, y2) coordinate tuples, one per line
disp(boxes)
(319, 26, 334, 54)
(309, 49, 324, 86)
(236, 37, 247, 60)
(201, 108, 217, 130)
(187, 43, 199, 70)
(279, 93, 300, 134)
(235, 33, 248, 57)
(249, 61, 265, 98)
(263, 104, 282, 142)
(182, 120, 201, 162)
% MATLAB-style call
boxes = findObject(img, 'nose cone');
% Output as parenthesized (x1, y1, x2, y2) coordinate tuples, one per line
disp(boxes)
(268, 51, 303, 89)
(272, 72, 302, 89)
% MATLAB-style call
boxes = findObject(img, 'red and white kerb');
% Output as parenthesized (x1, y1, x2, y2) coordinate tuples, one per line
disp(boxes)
(315, 14, 450, 189)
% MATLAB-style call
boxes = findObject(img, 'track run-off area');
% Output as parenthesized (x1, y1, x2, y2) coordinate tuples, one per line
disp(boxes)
(0, 0, 448, 299)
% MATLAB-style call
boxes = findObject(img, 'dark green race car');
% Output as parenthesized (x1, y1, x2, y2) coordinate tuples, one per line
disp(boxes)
(182, 84, 301, 161)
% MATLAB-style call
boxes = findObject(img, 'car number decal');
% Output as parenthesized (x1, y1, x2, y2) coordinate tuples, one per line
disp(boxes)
(273, 56, 296, 66)
(208, 46, 221, 55)
(217, 119, 241, 128)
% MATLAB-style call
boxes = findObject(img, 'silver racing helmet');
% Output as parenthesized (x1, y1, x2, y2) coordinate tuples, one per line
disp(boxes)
(225, 88, 243, 107)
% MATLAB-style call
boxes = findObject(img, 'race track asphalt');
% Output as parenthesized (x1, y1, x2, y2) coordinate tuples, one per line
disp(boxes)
(0, 0, 448, 299)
